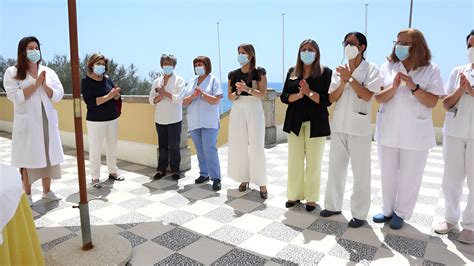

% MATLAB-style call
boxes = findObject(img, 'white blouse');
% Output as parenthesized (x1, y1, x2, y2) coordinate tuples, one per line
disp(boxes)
(148, 74, 185, 125)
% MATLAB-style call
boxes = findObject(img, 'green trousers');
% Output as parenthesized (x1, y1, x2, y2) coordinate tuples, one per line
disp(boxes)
(287, 122, 326, 202)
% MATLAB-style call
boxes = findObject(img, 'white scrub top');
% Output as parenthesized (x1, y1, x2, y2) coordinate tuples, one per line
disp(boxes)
(442, 64, 474, 139)
(375, 61, 445, 150)
(329, 61, 382, 136)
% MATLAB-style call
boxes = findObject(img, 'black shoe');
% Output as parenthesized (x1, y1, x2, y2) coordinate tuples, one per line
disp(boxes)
(154, 171, 166, 180)
(212, 179, 221, 191)
(195, 176, 210, 184)
(306, 204, 317, 212)
(348, 218, 365, 228)
(320, 209, 342, 217)
(171, 173, 180, 180)
(285, 200, 300, 208)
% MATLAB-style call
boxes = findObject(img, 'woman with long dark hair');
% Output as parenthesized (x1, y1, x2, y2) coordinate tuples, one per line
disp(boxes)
(3, 36, 64, 205)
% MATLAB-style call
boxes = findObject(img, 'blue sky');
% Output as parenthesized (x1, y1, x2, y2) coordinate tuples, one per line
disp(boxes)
(1, 0, 473, 84)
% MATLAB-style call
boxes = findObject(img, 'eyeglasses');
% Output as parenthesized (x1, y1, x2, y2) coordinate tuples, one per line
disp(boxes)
(393, 41, 413, 46)
(342, 41, 358, 47)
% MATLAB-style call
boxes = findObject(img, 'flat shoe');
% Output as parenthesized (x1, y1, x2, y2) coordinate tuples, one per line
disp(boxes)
(285, 200, 300, 208)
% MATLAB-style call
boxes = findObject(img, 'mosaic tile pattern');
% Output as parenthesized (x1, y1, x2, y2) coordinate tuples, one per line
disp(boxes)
(0, 131, 472, 265)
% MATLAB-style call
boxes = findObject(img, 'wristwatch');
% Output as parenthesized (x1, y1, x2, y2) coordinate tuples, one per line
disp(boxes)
(411, 84, 420, 94)
(348, 77, 354, 83)
(309, 92, 314, 97)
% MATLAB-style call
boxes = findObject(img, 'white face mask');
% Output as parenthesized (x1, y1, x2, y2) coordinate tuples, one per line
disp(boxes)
(344, 45, 359, 60)
(468, 47, 474, 64)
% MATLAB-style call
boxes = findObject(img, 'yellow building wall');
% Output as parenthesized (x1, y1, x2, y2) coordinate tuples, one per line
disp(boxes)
(0, 95, 448, 153)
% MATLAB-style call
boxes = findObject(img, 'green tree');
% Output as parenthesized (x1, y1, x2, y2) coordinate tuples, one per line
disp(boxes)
(0, 54, 158, 95)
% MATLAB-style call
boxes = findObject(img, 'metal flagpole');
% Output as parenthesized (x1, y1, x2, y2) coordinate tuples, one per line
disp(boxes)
(217, 22, 222, 83)
(282, 13, 285, 83)
(408, 0, 414, 28)
(364, 1, 368, 36)
(67, 0, 93, 251)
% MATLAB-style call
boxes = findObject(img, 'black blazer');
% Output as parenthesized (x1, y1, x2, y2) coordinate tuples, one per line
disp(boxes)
(280, 66, 332, 138)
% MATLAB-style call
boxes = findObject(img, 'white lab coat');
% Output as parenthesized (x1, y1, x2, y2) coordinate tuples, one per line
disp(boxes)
(376, 61, 445, 150)
(3, 65, 64, 169)
(375, 61, 444, 220)
(442, 64, 474, 139)
(148, 74, 185, 125)
(324, 61, 382, 219)
(441, 64, 474, 230)
(329, 61, 382, 136)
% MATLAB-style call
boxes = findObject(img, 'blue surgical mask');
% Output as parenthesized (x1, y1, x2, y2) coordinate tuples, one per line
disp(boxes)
(163, 65, 174, 75)
(238, 54, 250, 66)
(300, 51, 316, 65)
(195, 66, 206, 76)
(27, 50, 41, 63)
(93, 65, 106, 75)
(395, 45, 410, 61)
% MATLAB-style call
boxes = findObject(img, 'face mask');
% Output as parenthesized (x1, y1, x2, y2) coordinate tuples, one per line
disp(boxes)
(163, 65, 174, 75)
(238, 54, 250, 66)
(344, 45, 359, 60)
(468, 47, 474, 64)
(300, 51, 316, 65)
(395, 45, 410, 61)
(27, 50, 41, 63)
(93, 65, 106, 75)
(195, 66, 206, 76)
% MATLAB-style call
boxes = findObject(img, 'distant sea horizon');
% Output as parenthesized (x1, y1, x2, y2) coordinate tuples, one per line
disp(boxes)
(220, 82, 283, 113)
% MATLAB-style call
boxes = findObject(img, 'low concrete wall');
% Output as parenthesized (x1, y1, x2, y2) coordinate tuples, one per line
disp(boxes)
(0, 91, 448, 169)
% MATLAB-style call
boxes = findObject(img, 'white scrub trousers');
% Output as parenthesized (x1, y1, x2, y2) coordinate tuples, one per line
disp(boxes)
(442, 135, 474, 230)
(378, 144, 429, 220)
(325, 132, 372, 220)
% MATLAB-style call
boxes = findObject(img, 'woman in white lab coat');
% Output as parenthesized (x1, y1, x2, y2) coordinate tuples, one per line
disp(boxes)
(320, 32, 382, 228)
(374, 29, 444, 229)
(3, 36, 64, 205)
(434, 30, 474, 244)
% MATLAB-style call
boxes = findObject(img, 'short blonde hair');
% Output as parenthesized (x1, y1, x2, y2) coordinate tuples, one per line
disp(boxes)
(87, 53, 108, 74)
(388, 28, 431, 70)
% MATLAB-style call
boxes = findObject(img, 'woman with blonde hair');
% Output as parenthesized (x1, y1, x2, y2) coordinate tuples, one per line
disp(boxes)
(280, 39, 332, 211)
(227, 43, 268, 199)
(374, 28, 444, 229)
(81, 53, 124, 188)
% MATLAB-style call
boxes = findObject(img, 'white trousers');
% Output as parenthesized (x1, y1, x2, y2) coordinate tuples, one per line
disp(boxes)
(86, 119, 119, 179)
(325, 133, 372, 220)
(442, 135, 474, 230)
(227, 96, 267, 186)
(378, 145, 428, 220)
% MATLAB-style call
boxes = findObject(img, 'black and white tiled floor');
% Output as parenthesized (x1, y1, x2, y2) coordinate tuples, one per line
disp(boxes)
(0, 131, 473, 265)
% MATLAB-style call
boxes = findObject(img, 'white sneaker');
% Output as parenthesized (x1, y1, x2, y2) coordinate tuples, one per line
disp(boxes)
(27, 195, 33, 206)
(42, 191, 62, 201)
(434, 221, 458, 234)
(459, 229, 474, 244)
